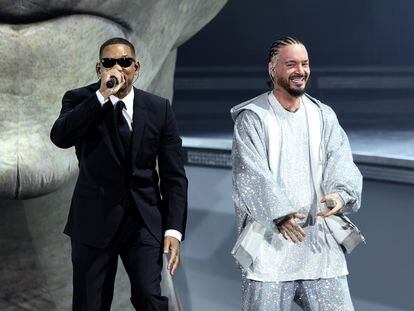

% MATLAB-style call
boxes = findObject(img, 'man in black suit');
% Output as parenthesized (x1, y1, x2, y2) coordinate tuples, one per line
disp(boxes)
(50, 37, 187, 311)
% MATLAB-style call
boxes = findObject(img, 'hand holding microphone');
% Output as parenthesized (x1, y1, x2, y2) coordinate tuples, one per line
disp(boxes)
(98, 68, 125, 99)
(318, 193, 344, 217)
(106, 76, 118, 88)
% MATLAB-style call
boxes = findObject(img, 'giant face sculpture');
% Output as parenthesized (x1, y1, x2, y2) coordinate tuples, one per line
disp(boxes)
(0, 0, 227, 199)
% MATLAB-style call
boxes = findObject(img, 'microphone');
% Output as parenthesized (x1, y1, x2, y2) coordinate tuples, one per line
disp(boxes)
(106, 76, 118, 88)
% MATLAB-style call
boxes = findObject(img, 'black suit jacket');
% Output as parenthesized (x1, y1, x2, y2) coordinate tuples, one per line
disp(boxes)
(50, 82, 188, 248)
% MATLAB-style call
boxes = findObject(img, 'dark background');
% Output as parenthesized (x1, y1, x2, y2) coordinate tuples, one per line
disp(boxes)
(173, 0, 414, 135)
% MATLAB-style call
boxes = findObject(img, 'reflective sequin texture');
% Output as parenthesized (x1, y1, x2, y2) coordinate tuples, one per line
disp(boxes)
(242, 275, 354, 311)
(231, 93, 362, 310)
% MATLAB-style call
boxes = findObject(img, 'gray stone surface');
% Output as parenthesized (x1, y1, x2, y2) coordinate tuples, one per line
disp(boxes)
(146, 49, 178, 104)
(0, 179, 72, 310)
(0, 0, 228, 199)
(0, 177, 133, 310)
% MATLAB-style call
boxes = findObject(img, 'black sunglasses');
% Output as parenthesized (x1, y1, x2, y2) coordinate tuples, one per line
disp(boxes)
(100, 57, 135, 68)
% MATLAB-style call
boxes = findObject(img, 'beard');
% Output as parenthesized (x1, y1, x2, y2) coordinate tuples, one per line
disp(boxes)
(276, 73, 309, 97)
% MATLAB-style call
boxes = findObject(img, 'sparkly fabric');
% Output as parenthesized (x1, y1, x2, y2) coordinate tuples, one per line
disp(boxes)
(230, 92, 362, 282)
(242, 276, 354, 311)
(273, 98, 314, 213)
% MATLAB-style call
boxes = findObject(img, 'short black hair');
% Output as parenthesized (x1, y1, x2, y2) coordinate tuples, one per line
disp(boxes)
(99, 37, 135, 59)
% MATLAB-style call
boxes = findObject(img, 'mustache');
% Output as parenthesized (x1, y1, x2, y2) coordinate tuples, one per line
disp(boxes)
(289, 73, 309, 80)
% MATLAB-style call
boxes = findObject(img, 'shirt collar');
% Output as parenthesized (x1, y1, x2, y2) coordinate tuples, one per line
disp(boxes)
(109, 87, 134, 113)
(268, 91, 302, 117)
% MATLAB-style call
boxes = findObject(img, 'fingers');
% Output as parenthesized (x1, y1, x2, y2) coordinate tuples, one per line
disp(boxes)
(293, 213, 306, 220)
(280, 228, 289, 240)
(290, 215, 306, 237)
(295, 224, 306, 238)
(280, 218, 305, 243)
(163, 238, 170, 254)
(167, 247, 176, 271)
(317, 209, 330, 217)
(319, 193, 343, 217)
(167, 247, 180, 276)
(164, 237, 180, 276)
(99, 69, 125, 94)
(170, 251, 180, 276)
(318, 204, 341, 217)
(109, 71, 125, 92)
(280, 222, 297, 243)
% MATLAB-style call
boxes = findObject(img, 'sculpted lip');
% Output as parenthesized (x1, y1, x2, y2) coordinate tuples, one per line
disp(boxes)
(0, 14, 125, 199)
(0, 9, 131, 31)
(0, 2, 132, 200)
(0, 0, 229, 199)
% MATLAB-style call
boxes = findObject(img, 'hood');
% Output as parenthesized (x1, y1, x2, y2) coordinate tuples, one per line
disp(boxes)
(230, 92, 269, 121)
(230, 92, 322, 122)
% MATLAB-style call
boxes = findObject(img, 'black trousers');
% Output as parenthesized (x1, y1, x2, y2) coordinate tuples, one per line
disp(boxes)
(71, 205, 168, 311)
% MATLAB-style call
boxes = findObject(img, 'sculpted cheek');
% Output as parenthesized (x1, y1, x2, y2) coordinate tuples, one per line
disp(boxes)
(0, 1, 228, 199)
(0, 16, 124, 199)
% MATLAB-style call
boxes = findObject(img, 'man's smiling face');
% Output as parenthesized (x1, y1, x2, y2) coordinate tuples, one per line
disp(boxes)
(274, 43, 310, 97)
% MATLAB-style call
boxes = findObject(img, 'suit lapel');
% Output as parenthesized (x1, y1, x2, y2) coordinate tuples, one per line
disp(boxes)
(131, 88, 147, 166)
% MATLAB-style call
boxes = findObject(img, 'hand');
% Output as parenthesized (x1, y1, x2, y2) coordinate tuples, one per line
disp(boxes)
(163, 236, 180, 276)
(98, 68, 125, 99)
(277, 213, 306, 243)
(318, 193, 344, 217)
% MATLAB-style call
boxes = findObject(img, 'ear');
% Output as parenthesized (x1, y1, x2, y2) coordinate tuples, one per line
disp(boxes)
(268, 62, 275, 77)
(96, 63, 101, 76)
(134, 60, 141, 75)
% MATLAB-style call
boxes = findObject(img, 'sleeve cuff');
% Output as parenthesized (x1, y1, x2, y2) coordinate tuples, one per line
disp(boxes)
(164, 229, 182, 242)
(95, 90, 108, 106)
(337, 191, 353, 214)
(273, 214, 290, 225)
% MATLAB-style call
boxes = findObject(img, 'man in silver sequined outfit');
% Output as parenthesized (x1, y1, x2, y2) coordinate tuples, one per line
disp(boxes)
(230, 36, 363, 310)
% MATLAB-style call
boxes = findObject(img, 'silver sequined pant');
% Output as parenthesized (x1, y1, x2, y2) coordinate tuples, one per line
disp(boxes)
(242, 276, 354, 311)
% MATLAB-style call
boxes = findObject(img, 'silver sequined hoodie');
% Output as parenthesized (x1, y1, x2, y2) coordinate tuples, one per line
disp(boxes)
(230, 92, 363, 281)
